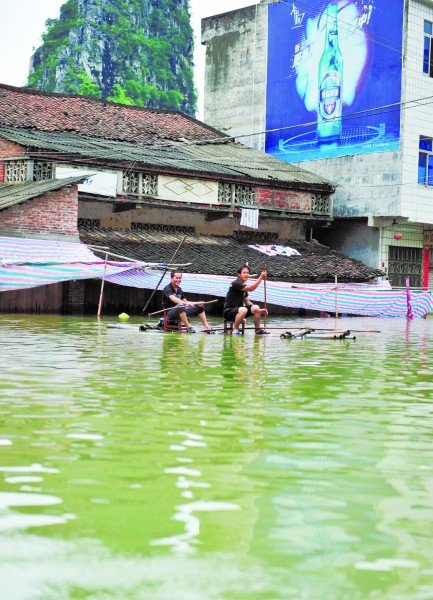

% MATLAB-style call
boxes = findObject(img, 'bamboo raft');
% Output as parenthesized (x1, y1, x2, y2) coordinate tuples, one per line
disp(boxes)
(106, 323, 376, 339)
(279, 328, 356, 340)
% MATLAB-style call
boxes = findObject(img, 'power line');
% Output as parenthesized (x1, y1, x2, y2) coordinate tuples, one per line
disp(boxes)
(19, 90, 433, 184)
(183, 93, 433, 145)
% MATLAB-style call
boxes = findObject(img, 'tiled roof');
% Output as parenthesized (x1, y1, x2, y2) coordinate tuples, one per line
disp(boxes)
(0, 176, 87, 211)
(0, 84, 225, 144)
(79, 226, 383, 282)
(0, 126, 332, 189)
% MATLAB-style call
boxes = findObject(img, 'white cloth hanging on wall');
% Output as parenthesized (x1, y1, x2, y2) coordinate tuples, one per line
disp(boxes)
(240, 208, 259, 229)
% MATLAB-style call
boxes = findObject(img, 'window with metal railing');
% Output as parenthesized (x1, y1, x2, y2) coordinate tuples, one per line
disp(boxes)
(5, 160, 29, 182)
(233, 231, 278, 242)
(312, 194, 332, 215)
(78, 218, 101, 228)
(131, 223, 195, 234)
(218, 183, 255, 206)
(33, 161, 54, 181)
(4, 159, 55, 183)
(122, 170, 158, 196)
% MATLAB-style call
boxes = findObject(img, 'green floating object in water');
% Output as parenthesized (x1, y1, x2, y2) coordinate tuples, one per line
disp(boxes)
(118, 313, 129, 321)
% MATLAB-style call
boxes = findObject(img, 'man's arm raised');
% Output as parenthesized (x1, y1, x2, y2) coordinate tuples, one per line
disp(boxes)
(243, 269, 267, 293)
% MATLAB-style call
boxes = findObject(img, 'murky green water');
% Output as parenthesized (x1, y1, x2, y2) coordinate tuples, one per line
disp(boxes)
(1, 314, 433, 599)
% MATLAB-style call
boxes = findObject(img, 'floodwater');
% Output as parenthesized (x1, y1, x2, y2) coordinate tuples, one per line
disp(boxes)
(0, 314, 433, 600)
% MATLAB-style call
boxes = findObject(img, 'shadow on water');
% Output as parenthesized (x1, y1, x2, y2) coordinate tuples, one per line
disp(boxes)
(0, 314, 433, 598)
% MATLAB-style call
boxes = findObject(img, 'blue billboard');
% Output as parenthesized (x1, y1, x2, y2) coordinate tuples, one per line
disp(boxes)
(266, 0, 404, 162)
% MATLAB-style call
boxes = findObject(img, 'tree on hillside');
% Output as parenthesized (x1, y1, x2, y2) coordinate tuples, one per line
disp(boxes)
(27, 0, 197, 115)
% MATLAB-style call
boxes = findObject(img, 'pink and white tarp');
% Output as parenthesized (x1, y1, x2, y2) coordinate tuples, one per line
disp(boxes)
(0, 236, 138, 292)
(2, 236, 433, 318)
(105, 269, 433, 318)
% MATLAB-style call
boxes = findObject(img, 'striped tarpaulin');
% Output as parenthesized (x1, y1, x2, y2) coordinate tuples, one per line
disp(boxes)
(0, 236, 98, 265)
(0, 262, 141, 292)
(105, 269, 433, 318)
(2, 236, 432, 317)
(0, 236, 138, 292)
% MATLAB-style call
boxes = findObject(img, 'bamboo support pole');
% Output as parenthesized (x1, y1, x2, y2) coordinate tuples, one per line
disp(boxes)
(88, 245, 191, 268)
(263, 262, 268, 328)
(141, 235, 187, 314)
(334, 275, 339, 320)
(97, 252, 109, 318)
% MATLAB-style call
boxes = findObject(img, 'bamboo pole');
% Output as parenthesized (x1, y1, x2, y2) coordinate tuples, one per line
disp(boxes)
(88, 245, 191, 268)
(209, 325, 381, 333)
(334, 275, 339, 320)
(148, 299, 218, 317)
(141, 235, 187, 314)
(406, 276, 414, 320)
(97, 252, 109, 318)
(263, 262, 268, 328)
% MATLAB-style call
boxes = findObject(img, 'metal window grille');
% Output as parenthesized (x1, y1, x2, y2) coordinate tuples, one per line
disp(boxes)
(131, 223, 195, 234)
(218, 183, 255, 206)
(388, 246, 422, 288)
(78, 218, 101, 228)
(233, 231, 278, 241)
(218, 183, 233, 204)
(5, 160, 29, 182)
(312, 194, 332, 216)
(122, 171, 139, 194)
(234, 184, 255, 206)
(142, 174, 158, 196)
(122, 171, 157, 195)
(33, 161, 53, 181)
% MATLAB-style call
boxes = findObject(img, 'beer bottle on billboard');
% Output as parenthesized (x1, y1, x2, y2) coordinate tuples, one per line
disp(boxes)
(317, 3, 343, 145)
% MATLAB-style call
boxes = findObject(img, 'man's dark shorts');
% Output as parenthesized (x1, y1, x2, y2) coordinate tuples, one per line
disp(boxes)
(223, 306, 253, 321)
(168, 304, 204, 321)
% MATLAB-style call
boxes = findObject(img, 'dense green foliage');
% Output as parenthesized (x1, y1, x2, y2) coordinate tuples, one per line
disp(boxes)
(27, 0, 197, 114)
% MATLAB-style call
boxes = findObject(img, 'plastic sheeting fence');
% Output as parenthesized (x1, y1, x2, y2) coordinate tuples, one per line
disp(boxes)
(0, 236, 136, 292)
(105, 269, 433, 319)
(2, 236, 433, 318)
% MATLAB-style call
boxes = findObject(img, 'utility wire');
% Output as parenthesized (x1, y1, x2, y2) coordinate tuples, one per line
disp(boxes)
(184, 93, 433, 145)
(12, 89, 433, 156)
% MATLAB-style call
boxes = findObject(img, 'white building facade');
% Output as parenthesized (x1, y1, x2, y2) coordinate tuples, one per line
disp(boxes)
(202, 0, 433, 287)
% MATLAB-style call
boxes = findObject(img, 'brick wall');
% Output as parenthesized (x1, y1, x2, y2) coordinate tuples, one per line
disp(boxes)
(0, 184, 79, 236)
(256, 188, 313, 212)
(0, 137, 27, 183)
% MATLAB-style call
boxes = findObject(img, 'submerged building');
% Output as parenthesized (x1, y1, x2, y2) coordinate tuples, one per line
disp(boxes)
(0, 83, 381, 314)
(201, 0, 433, 288)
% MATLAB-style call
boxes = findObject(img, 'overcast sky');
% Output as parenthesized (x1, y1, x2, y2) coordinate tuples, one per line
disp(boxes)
(0, 0, 254, 118)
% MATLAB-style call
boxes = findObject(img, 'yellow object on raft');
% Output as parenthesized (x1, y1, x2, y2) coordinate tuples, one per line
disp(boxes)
(118, 313, 130, 321)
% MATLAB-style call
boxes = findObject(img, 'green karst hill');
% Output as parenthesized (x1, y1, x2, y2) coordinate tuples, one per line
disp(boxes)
(27, 0, 197, 115)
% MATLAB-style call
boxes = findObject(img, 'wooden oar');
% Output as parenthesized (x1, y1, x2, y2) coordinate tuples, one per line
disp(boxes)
(262, 262, 268, 328)
(148, 299, 219, 317)
(141, 235, 187, 314)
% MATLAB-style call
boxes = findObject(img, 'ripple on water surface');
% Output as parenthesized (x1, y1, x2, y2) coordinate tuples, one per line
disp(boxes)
(1, 315, 433, 598)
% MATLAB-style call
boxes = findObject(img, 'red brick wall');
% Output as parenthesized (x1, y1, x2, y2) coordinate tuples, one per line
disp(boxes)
(0, 184, 79, 236)
(0, 137, 27, 183)
(256, 188, 313, 212)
